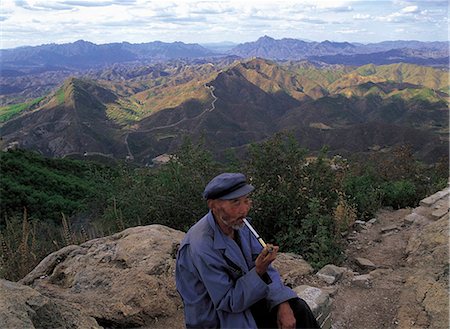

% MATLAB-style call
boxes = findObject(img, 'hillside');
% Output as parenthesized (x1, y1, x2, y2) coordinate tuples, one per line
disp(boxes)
(1, 78, 128, 159)
(1, 59, 448, 164)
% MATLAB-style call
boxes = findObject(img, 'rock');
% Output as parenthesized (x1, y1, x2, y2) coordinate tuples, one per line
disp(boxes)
(404, 212, 427, 225)
(316, 264, 347, 285)
(431, 207, 448, 220)
(352, 274, 372, 288)
(398, 205, 449, 329)
(20, 225, 186, 328)
(419, 188, 449, 207)
(16, 224, 317, 328)
(368, 218, 377, 224)
(273, 252, 314, 287)
(294, 285, 332, 329)
(380, 224, 398, 234)
(0, 279, 100, 329)
(355, 257, 377, 270)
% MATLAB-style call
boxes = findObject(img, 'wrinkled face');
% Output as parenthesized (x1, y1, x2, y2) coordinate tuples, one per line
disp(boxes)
(209, 195, 252, 230)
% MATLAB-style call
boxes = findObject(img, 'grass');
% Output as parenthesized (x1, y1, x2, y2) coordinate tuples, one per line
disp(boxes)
(0, 97, 44, 123)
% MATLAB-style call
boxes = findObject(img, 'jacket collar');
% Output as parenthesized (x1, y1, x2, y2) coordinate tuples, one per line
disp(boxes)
(206, 211, 249, 272)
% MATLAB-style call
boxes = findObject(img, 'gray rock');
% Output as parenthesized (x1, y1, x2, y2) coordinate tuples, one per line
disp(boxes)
(404, 212, 427, 225)
(316, 264, 347, 284)
(352, 274, 372, 288)
(355, 257, 377, 270)
(294, 285, 332, 329)
(0, 279, 101, 329)
(20, 225, 186, 329)
(380, 224, 398, 234)
(419, 188, 449, 207)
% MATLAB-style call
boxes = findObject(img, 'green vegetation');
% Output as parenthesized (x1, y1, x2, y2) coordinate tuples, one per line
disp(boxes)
(55, 87, 65, 104)
(0, 149, 115, 226)
(0, 137, 447, 280)
(0, 97, 44, 122)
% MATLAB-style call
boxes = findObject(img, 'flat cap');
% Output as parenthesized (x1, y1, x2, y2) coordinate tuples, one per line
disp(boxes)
(203, 173, 254, 200)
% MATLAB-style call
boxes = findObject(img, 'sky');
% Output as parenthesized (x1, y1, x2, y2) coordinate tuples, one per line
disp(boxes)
(1, 0, 448, 49)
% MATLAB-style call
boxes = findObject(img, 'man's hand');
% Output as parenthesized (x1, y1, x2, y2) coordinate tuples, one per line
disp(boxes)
(277, 301, 296, 329)
(255, 244, 278, 276)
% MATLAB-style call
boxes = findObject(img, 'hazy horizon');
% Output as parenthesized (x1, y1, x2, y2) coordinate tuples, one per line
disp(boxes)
(1, 0, 448, 50)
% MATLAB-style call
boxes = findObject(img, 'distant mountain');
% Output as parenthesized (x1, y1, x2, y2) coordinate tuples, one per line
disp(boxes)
(0, 40, 215, 72)
(1, 59, 447, 164)
(228, 36, 449, 66)
(229, 36, 357, 59)
(309, 48, 449, 67)
(200, 42, 238, 53)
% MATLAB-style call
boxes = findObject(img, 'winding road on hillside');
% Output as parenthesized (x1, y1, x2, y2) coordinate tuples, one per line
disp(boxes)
(122, 83, 218, 160)
(136, 83, 218, 133)
(57, 84, 218, 161)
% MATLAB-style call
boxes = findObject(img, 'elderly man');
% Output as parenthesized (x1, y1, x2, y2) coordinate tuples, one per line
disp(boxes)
(176, 173, 320, 329)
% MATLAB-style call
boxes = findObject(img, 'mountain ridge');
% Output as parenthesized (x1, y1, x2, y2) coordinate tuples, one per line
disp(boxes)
(1, 59, 447, 164)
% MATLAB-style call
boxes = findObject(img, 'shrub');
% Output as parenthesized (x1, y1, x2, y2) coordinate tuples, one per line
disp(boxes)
(381, 180, 417, 209)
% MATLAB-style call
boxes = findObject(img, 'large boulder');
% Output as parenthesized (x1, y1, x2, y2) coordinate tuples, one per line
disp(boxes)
(18, 223, 318, 328)
(0, 279, 100, 329)
(20, 225, 185, 328)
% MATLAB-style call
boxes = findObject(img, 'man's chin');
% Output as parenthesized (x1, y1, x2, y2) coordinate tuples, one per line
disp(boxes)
(231, 220, 245, 230)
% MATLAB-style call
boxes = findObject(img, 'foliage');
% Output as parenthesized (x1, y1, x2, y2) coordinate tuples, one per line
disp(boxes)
(342, 145, 448, 218)
(343, 173, 383, 220)
(0, 149, 115, 226)
(245, 133, 342, 269)
(0, 97, 44, 122)
(96, 137, 222, 233)
(380, 180, 417, 209)
(0, 209, 90, 281)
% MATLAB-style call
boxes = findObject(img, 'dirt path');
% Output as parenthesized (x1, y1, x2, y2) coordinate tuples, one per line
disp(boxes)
(328, 208, 413, 329)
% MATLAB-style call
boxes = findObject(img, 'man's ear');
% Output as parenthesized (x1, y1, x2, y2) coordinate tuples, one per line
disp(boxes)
(207, 199, 215, 210)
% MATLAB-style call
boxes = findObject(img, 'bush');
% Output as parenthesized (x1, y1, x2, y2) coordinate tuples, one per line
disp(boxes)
(343, 174, 383, 220)
(381, 180, 417, 209)
(245, 133, 342, 269)
(96, 138, 221, 232)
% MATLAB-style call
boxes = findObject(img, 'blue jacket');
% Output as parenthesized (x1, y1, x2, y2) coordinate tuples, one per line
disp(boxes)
(175, 211, 297, 328)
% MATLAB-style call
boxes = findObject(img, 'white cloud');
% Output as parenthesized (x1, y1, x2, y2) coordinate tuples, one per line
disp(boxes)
(353, 13, 371, 20)
(401, 5, 419, 13)
(0, 0, 447, 48)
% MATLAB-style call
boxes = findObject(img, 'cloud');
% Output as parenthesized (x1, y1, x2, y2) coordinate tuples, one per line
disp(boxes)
(298, 17, 328, 24)
(401, 5, 419, 13)
(353, 13, 371, 20)
(60, 1, 116, 7)
(336, 28, 368, 34)
(14, 0, 74, 10)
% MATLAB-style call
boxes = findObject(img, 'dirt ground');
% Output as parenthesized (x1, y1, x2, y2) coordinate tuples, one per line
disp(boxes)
(330, 208, 412, 329)
(306, 207, 424, 329)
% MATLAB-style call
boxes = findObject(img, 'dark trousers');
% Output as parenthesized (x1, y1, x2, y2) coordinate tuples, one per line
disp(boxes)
(251, 297, 321, 329)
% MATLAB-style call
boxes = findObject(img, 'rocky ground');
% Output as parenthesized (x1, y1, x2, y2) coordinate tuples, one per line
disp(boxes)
(329, 207, 413, 329)
(298, 187, 449, 329)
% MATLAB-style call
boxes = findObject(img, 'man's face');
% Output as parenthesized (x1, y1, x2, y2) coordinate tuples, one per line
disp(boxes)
(210, 195, 252, 230)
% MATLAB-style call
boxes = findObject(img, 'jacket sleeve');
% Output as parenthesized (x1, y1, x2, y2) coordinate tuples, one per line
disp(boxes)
(191, 245, 270, 314)
(246, 230, 297, 310)
(265, 263, 298, 310)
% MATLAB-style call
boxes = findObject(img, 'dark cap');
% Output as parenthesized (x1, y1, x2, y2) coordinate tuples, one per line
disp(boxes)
(203, 173, 254, 200)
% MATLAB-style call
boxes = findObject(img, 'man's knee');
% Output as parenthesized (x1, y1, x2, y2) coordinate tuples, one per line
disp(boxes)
(288, 298, 320, 328)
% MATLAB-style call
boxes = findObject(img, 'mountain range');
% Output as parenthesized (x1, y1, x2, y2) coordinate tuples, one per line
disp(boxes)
(1, 58, 448, 165)
(1, 36, 448, 75)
